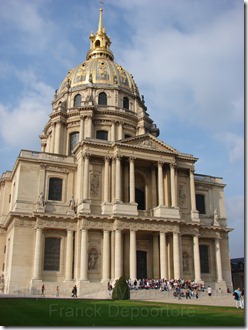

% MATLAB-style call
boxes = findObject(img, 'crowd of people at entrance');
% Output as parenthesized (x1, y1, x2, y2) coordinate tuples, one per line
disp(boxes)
(126, 278, 206, 294)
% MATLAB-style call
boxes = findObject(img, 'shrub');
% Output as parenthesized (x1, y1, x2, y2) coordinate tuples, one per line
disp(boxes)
(112, 276, 130, 300)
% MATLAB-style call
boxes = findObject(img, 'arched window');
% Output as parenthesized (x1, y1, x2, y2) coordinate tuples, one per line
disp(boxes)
(48, 178, 63, 201)
(69, 132, 79, 154)
(95, 40, 101, 47)
(44, 237, 61, 271)
(123, 97, 129, 110)
(74, 94, 81, 107)
(96, 130, 108, 140)
(98, 92, 107, 105)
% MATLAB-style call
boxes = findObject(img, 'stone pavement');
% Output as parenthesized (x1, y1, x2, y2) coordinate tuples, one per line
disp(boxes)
(0, 289, 241, 308)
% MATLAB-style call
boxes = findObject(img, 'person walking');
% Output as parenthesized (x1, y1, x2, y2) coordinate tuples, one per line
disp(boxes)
(207, 286, 212, 297)
(233, 287, 242, 308)
(241, 288, 244, 309)
(41, 284, 45, 297)
(56, 286, 59, 297)
(71, 285, 77, 298)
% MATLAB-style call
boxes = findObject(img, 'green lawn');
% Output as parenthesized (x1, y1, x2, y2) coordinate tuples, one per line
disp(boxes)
(0, 298, 244, 326)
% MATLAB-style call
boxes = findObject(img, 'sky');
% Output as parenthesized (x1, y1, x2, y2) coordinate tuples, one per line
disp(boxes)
(0, 0, 244, 258)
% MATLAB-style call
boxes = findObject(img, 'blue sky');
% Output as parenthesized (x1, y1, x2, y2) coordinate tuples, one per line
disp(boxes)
(0, 0, 244, 258)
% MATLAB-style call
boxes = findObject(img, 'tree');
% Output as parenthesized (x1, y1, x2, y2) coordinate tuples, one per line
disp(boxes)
(112, 276, 130, 300)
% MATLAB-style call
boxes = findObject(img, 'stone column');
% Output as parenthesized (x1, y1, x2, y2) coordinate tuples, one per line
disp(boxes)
(114, 229, 122, 279)
(173, 231, 180, 279)
(190, 169, 197, 211)
(54, 121, 61, 154)
(86, 116, 92, 138)
(33, 227, 43, 279)
(103, 157, 110, 203)
(129, 157, 135, 203)
(79, 116, 85, 141)
(111, 121, 116, 141)
(158, 162, 164, 206)
(160, 232, 167, 279)
(111, 231, 115, 280)
(83, 154, 90, 200)
(129, 230, 137, 281)
(153, 234, 160, 279)
(215, 238, 223, 282)
(115, 156, 122, 202)
(80, 229, 88, 281)
(193, 235, 202, 282)
(151, 165, 157, 208)
(65, 230, 74, 281)
(170, 164, 176, 207)
(102, 230, 110, 282)
(118, 121, 123, 140)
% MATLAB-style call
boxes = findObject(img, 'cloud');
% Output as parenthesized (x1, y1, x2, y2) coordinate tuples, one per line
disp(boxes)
(0, 70, 54, 150)
(216, 132, 244, 164)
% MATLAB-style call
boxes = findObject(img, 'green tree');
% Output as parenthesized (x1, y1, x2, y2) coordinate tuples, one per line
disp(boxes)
(112, 276, 130, 300)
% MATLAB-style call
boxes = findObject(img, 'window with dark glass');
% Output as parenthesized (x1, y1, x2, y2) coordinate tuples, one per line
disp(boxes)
(74, 94, 81, 107)
(44, 237, 61, 271)
(196, 194, 206, 214)
(123, 97, 129, 110)
(69, 132, 79, 154)
(48, 178, 63, 201)
(98, 92, 107, 105)
(96, 130, 108, 140)
(199, 245, 210, 273)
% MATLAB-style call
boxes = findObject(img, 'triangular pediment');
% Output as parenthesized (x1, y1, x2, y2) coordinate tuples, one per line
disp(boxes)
(118, 134, 179, 154)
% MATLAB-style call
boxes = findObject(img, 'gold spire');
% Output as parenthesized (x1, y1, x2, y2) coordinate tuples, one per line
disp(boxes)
(98, 7, 103, 33)
(86, 5, 114, 61)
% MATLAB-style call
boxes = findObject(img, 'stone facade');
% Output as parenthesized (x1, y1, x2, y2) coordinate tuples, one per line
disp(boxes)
(0, 8, 233, 296)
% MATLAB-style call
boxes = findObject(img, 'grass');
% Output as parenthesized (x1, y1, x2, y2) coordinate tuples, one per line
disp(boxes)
(0, 298, 245, 326)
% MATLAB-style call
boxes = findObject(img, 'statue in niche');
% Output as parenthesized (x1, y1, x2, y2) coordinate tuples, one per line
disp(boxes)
(69, 195, 76, 213)
(88, 248, 98, 270)
(183, 252, 189, 272)
(179, 184, 186, 208)
(37, 192, 45, 208)
(213, 209, 220, 226)
(90, 174, 99, 198)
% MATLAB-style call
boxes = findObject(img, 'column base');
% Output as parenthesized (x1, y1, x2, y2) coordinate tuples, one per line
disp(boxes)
(78, 201, 91, 214)
(191, 210, 200, 222)
(214, 280, 227, 292)
(101, 202, 113, 215)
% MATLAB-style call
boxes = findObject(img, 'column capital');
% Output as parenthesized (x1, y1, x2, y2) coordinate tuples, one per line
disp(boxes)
(83, 153, 91, 159)
(129, 156, 136, 162)
(170, 162, 177, 169)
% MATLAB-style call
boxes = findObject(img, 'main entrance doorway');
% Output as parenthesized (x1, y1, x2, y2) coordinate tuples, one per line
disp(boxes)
(136, 251, 147, 279)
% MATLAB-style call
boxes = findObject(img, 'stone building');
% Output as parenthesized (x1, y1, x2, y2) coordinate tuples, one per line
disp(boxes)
(0, 8, 233, 296)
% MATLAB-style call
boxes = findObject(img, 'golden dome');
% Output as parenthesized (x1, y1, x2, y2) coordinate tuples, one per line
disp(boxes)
(57, 7, 139, 96)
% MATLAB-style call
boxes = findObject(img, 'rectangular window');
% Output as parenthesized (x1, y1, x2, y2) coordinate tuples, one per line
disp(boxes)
(96, 130, 108, 140)
(199, 245, 210, 273)
(44, 238, 61, 271)
(48, 178, 63, 201)
(196, 194, 206, 214)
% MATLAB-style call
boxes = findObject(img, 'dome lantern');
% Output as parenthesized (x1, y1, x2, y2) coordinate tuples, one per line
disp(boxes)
(86, 7, 114, 61)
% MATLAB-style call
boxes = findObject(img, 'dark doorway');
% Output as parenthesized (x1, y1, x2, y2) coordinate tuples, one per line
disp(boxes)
(135, 188, 145, 210)
(137, 251, 147, 279)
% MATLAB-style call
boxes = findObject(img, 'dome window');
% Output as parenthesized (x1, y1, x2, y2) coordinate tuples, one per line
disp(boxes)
(123, 97, 129, 110)
(96, 130, 108, 140)
(74, 94, 81, 107)
(98, 92, 107, 105)
(69, 132, 79, 154)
